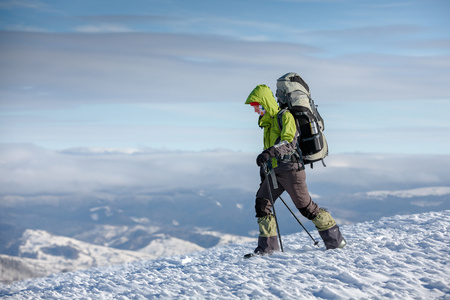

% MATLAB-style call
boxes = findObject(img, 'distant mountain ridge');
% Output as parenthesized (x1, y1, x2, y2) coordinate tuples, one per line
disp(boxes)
(1, 210, 449, 299)
(1, 185, 449, 284)
(1, 228, 255, 284)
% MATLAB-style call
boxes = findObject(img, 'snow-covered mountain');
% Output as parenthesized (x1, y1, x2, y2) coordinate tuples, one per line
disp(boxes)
(1, 185, 449, 286)
(0, 227, 255, 284)
(0, 229, 155, 284)
(1, 210, 449, 299)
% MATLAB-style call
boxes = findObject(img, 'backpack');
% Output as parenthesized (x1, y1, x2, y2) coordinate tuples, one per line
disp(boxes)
(276, 72, 328, 168)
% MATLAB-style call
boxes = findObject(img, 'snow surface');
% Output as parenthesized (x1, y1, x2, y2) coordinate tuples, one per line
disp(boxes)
(1, 210, 449, 299)
(0, 227, 256, 284)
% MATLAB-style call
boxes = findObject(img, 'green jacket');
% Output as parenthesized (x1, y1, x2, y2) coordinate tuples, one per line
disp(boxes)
(245, 84, 298, 169)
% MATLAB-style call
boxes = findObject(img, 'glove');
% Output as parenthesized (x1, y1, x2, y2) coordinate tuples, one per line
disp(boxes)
(256, 151, 270, 167)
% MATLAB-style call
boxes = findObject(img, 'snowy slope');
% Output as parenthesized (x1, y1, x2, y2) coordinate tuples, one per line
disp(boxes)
(0, 228, 255, 284)
(0, 229, 157, 284)
(1, 210, 449, 299)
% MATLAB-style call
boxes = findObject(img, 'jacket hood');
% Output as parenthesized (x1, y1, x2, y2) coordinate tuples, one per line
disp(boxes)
(245, 84, 279, 117)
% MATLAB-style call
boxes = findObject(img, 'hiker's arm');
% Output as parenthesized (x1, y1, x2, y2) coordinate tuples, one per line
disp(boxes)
(264, 113, 298, 158)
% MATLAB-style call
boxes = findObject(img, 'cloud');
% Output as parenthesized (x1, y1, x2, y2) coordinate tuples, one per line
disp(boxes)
(1, 144, 450, 205)
(305, 153, 450, 194)
(1, 31, 448, 111)
(73, 15, 182, 24)
(313, 24, 423, 40)
(0, 144, 258, 198)
(75, 24, 133, 33)
(407, 38, 450, 52)
(366, 187, 450, 199)
(0, 0, 47, 10)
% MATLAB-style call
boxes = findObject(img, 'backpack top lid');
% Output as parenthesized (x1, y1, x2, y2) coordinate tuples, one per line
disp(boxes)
(276, 72, 310, 96)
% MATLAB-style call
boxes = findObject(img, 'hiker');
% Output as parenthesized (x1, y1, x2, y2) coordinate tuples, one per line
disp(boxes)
(245, 84, 345, 255)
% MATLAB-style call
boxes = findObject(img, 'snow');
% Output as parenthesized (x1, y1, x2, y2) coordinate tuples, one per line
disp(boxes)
(138, 234, 204, 256)
(1, 210, 449, 299)
(0, 229, 156, 283)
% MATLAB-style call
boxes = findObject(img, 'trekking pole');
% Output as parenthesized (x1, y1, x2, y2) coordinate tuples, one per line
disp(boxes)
(261, 163, 284, 252)
(278, 196, 319, 247)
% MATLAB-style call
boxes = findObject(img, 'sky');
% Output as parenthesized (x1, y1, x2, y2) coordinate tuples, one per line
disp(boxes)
(1, 0, 449, 154)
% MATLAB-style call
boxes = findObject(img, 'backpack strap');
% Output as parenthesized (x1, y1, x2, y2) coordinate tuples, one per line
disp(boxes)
(276, 108, 288, 132)
(276, 108, 304, 170)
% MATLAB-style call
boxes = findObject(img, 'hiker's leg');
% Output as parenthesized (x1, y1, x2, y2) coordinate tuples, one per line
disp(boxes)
(277, 169, 319, 220)
(253, 175, 285, 254)
(279, 169, 346, 249)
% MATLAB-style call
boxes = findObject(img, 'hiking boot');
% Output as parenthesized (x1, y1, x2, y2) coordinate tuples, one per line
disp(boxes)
(312, 209, 346, 250)
(318, 224, 346, 250)
(255, 215, 280, 254)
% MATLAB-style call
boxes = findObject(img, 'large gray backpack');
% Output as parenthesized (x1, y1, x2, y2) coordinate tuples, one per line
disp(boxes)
(276, 72, 328, 168)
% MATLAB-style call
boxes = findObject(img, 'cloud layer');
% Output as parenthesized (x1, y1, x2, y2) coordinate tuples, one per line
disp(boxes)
(2, 144, 450, 205)
(1, 31, 449, 111)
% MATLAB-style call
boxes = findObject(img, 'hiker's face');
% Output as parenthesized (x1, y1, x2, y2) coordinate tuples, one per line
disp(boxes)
(253, 105, 265, 116)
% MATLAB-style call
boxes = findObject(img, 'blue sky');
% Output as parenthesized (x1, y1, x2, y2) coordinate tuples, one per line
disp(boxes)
(1, 0, 449, 154)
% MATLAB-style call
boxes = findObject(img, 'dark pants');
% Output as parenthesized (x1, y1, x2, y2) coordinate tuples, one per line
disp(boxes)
(255, 169, 319, 220)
